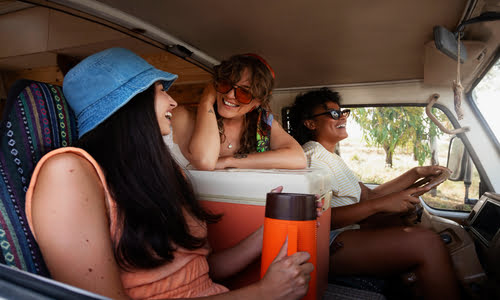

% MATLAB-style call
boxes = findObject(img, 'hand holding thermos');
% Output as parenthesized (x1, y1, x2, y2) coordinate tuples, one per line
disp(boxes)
(261, 192, 318, 300)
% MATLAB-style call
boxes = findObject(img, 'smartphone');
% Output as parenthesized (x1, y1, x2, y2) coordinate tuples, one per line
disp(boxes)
(411, 169, 451, 190)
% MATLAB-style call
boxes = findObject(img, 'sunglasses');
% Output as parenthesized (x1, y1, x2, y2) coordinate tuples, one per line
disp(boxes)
(310, 109, 351, 120)
(215, 80, 254, 104)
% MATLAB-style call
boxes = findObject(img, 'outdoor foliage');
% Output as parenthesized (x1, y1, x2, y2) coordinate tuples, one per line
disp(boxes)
(341, 139, 476, 212)
(352, 107, 445, 167)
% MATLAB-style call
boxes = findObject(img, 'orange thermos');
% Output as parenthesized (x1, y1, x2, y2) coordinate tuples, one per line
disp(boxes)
(261, 193, 317, 300)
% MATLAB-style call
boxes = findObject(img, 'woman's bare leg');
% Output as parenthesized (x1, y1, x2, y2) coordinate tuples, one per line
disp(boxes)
(330, 226, 460, 300)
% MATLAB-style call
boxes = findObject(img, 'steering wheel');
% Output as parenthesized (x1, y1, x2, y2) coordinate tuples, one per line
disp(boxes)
(400, 203, 424, 225)
(401, 169, 451, 225)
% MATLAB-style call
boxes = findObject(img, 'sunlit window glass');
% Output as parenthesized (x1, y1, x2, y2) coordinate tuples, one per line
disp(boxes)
(472, 57, 500, 142)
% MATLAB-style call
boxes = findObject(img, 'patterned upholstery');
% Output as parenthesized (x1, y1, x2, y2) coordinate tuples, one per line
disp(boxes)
(0, 80, 78, 276)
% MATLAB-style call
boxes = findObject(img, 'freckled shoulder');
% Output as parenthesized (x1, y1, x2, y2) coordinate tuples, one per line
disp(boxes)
(38, 152, 100, 182)
(30, 151, 124, 297)
(33, 152, 106, 208)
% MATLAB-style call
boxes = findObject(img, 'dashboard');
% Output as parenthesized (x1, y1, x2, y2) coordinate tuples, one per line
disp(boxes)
(466, 192, 500, 282)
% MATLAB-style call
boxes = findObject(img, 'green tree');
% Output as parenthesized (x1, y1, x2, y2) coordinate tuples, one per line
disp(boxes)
(352, 107, 443, 167)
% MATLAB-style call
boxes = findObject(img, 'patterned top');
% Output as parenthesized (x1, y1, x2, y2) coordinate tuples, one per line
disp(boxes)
(25, 147, 228, 299)
(302, 141, 361, 207)
(256, 107, 273, 152)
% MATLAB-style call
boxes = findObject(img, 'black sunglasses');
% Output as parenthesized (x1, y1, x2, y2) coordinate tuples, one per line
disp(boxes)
(310, 109, 351, 120)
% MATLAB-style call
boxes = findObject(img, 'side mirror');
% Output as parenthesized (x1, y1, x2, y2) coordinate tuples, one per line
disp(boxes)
(447, 136, 469, 181)
(447, 136, 479, 205)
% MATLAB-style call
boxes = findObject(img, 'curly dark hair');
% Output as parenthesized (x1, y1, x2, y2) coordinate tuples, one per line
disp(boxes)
(213, 54, 275, 154)
(289, 87, 341, 145)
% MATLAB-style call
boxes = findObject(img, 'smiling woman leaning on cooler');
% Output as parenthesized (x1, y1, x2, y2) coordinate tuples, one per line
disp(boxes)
(169, 54, 306, 170)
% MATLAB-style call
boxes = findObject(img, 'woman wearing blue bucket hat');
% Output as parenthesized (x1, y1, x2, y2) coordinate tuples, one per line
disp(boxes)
(25, 48, 313, 299)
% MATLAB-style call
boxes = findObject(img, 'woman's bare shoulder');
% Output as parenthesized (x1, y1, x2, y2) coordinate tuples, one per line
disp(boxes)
(34, 152, 105, 205)
(38, 152, 98, 181)
(31, 152, 127, 299)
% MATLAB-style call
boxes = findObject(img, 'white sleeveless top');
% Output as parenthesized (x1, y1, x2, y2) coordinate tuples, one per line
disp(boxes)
(163, 129, 191, 169)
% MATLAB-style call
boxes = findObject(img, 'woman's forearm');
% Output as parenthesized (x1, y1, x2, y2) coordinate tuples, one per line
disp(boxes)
(217, 146, 306, 169)
(331, 201, 379, 229)
(370, 168, 418, 198)
(207, 227, 263, 281)
(189, 101, 221, 170)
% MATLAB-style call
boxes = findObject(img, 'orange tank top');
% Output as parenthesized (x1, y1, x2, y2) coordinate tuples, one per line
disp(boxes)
(25, 147, 228, 299)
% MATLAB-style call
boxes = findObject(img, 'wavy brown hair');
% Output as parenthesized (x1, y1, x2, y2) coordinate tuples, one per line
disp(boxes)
(213, 54, 275, 154)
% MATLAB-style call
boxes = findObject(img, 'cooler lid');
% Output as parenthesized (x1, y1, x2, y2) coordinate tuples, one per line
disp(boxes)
(187, 168, 332, 206)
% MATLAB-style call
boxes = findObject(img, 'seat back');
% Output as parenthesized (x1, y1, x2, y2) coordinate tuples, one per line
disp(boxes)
(0, 80, 78, 276)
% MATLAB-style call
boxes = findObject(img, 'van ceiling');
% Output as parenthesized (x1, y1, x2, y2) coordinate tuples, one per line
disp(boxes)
(91, 0, 467, 88)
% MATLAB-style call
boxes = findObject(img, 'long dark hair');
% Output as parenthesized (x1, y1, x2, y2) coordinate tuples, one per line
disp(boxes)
(289, 87, 341, 145)
(214, 54, 274, 154)
(75, 85, 220, 269)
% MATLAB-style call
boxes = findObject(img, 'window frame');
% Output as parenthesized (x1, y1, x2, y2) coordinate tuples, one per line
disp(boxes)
(467, 50, 500, 153)
(343, 102, 493, 213)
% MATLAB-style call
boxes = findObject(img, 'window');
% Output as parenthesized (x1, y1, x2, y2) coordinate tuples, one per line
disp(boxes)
(472, 56, 500, 142)
(339, 106, 477, 212)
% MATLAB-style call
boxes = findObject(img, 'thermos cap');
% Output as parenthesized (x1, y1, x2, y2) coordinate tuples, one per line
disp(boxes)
(265, 193, 316, 221)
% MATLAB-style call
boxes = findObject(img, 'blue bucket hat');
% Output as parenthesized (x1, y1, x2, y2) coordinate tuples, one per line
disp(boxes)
(63, 47, 178, 138)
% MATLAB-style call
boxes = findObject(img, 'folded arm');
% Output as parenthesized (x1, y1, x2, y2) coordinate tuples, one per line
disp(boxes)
(215, 119, 306, 169)
(188, 85, 221, 169)
(170, 84, 221, 170)
(171, 108, 220, 171)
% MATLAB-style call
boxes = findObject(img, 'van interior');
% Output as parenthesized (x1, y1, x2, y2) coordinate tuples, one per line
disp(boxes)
(1, 0, 499, 299)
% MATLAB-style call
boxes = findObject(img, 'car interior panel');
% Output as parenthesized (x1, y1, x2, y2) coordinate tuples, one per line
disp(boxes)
(0, 0, 499, 299)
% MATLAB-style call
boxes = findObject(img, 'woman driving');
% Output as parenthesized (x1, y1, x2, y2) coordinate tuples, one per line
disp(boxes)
(289, 87, 460, 300)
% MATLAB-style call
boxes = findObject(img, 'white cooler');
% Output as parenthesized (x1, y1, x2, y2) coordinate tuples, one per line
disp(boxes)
(187, 168, 332, 299)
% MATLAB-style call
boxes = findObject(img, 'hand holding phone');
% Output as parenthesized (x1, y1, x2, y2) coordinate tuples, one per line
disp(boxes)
(410, 168, 451, 196)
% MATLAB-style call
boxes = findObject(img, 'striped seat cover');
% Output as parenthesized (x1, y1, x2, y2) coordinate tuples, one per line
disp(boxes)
(0, 80, 78, 276)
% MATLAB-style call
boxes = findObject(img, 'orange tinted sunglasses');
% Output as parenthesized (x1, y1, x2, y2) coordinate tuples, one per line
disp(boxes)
(215, 80, 254, 104)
